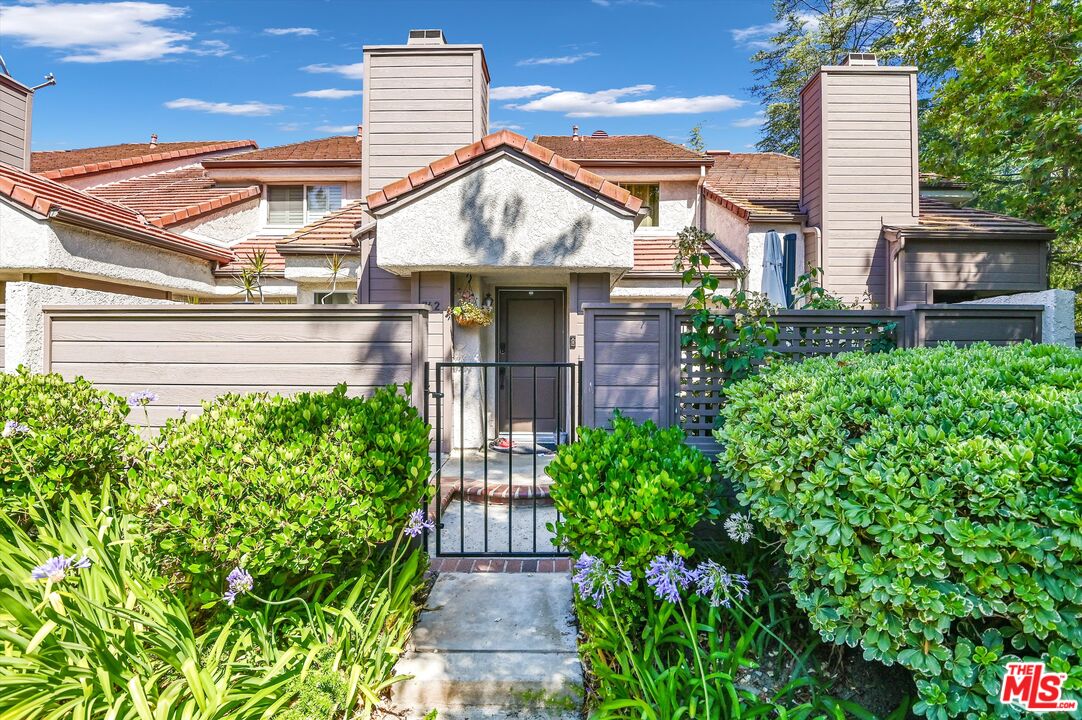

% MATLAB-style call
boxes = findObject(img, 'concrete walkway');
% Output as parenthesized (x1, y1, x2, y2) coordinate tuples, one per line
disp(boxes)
(390, 572, 582, 719)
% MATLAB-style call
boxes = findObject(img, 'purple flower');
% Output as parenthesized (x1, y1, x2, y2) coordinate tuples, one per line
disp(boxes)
(571, 553, 632, 608)
(3, 420, 29, 438)
(645, 554, 694, 604)
(693, 559, 750, 608)
(30, 553, 92, 583)
(223, 567, 253, 605)
(404, 509, 435, 538)
(724, 513, 755, 544)
(127, 390, 158, 408)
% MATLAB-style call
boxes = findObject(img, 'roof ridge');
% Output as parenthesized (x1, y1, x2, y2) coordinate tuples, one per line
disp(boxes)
(37, 140, 257, 180)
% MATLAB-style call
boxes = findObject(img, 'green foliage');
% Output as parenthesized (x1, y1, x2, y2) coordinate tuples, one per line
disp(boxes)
(716, 343, 1082, 718)
(130, 384, 431, 602)
(749, 0, 912, 155)
(0, 368, 139, 526)
(546, 415, 714, 573)
(898, 0, 1082, 327)
(686, 122, 705, 153)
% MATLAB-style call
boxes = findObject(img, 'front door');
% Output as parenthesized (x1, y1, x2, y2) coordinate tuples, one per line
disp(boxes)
(497, 289, 565, 436)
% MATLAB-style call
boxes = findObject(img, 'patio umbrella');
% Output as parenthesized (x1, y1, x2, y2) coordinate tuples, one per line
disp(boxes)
(761, 230, 789, 307)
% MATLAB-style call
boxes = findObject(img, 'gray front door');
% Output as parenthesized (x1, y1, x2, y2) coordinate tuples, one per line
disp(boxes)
(497, 289, 565, 436)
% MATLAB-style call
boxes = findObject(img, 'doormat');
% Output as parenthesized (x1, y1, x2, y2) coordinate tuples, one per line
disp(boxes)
(488, 438, 554, 456)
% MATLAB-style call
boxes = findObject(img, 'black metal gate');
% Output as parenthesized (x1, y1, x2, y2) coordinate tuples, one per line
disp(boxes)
(425, 361, 577, 558)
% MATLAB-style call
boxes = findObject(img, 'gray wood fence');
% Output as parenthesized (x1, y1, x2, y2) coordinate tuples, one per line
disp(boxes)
(582, 303, 1044, 453)
(41, 305, 429, 428)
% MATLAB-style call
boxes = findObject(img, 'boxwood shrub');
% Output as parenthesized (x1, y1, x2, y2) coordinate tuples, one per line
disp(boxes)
(716, 343, 1082, 719)
(547, 414, 714, 573)
(1, 368, 137, 524)
(131, 384, 430, 602)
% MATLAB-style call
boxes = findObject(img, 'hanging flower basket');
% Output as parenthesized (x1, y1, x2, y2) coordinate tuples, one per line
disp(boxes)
(448, 289, 494, 328)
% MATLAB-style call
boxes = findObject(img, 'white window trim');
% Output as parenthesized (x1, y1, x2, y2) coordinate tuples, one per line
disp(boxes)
(264, 183, 342, 229)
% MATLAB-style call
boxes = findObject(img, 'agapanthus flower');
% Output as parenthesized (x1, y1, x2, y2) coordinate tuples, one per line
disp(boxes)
(724, 513, 755, 544)
(223, 567, 253, 606)
(571, 553, 632, 608)
(404, 509, 435, 538)
(127, 390, 158, 408)
(3, 420, 29, 438)
(692, 559, 750, 608)
(30, 553, 92, 583)
(645, 554, 694, 604)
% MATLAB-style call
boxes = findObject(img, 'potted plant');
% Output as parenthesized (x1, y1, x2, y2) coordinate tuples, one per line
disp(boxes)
(448, 288, 494, 328)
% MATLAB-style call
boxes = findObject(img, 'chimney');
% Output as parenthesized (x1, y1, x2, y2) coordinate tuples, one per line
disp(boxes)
(356, 124, 363, 141)
(0, 73, 35, 171)
(591, 129, 608, 138)
(149, 133, 158, 148)
(799, 55, 919, 306)
(362, 29, 489, 197)
(572, 124, 579, 140)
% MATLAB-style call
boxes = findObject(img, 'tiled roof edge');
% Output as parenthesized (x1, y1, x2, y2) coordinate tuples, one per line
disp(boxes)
(150, 186, 261, 227)
(39, 140, 258, 180)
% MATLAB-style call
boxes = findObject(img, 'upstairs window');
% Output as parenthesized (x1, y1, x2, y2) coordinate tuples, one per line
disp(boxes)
(267, 184, 343, 226)
(619, 183, 660, 228)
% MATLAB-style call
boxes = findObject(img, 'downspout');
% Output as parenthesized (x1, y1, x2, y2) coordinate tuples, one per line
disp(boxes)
(801, 225, 822, 271)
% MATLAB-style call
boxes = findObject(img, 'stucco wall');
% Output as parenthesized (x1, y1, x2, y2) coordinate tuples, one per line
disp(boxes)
(702, 198, 749, 266)
(3, 281, 173, 373)
(963, 289, 1076, 347)
(175, 197, 262, 244)
(376, 152, 635, 274)
(655, 180, 699, 234)
(746, 222, 804, 295)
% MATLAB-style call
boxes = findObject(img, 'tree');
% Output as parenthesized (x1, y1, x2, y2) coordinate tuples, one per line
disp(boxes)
(749, 0, 912, 156)
(686, 122, 705, 153)
(898, 0, 1082, 326)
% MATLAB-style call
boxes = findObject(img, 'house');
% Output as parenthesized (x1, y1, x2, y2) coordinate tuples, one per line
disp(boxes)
(1, 30, 1055, 389)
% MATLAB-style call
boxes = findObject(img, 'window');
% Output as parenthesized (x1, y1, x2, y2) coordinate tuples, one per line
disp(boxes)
(319, 291, 355, 305)
(619, 183, 660, 227)
(266, 184, 342, 226)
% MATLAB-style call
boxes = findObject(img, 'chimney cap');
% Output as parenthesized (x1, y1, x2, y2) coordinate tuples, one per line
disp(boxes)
(839, 52, 878, 66)
(706, 150, 731, 156)
(407, 29, 446, 45)
(591, 129, 608, 138)
(149, 133, 158, 147)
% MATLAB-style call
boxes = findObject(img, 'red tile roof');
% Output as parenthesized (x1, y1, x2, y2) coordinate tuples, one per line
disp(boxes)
(203, 135, 362, 165)
(631, 236, 738, 276)
(215, 238, 286, 276)
(704, 152, 802, 222)
(367, 130, 644, 215)
(0, 163, 234, 263)
(87, 165, 260, 227)
(533, 134, 707, 164)
(276, 203, 369, 254)
(31, 140, 257, 181)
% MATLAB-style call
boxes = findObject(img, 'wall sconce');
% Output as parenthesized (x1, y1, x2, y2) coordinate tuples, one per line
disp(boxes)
(482, 293, 494, 309)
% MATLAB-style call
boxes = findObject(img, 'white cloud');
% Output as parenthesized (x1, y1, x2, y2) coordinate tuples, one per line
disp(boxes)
(490, 85, 560, 100)
(517, 52, 599, 67)
(731, 110, 766, 127)
(731, 14, 819, 50)
(592, 0, 663, 6)
(191, 39, 231, 57)
(264, 27, 318, 36)
(301, 62, 365, 80)
(164, 98, 284, 116)
(316, 124, 357, 133)
(278, 122, 303, 132)
(490, 121, 525, 131)
(508, 84, 744, 117)
(294, 88, 363, 100)
(0, 1, 195, 63)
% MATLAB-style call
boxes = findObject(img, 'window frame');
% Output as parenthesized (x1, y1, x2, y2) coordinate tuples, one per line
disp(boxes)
(618, 182, 660, 228)
(265, 183, 343, 227)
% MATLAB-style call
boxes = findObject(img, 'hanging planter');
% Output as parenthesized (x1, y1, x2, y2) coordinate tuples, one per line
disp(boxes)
(448, 288, 494, 328)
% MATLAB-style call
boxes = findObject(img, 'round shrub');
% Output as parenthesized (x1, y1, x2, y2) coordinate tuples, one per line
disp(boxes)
(131, 384, 431, 602)
(1, 369, 137, 523)
(547, 414, 715, 573)
(716, 343, 1082, 719)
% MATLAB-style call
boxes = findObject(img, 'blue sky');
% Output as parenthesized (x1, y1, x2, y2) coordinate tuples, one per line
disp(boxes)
(0, 0, 782, 153)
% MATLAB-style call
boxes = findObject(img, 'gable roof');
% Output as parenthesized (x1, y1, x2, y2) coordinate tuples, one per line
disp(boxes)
(215, 237, 286, 277)
(533, 134, 707, 165)
(704, 151, 803, 222)
(203, 135, 362, 167)
(31, 140, 257, 180)
(630, 236, 739, 277)
(276, 203, 369, 255)
(0, 163, 234, 263)
(366, 129, 644, 215)
(87, 165, 260, 227)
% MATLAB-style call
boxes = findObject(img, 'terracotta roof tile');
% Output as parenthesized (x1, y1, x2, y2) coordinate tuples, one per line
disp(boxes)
(204, 135, 361, 164)
(631, 237, 738, 276)
(0, 163, 234, 263)
(704, 152, 803, 222)
(533, 134, 706, 163)
(215, 238, 286, 277)
(367, 130, 643, 215)
(87, 165, 260, 227)
(276, 203, 369, 253)
(31, 140, 257, 179)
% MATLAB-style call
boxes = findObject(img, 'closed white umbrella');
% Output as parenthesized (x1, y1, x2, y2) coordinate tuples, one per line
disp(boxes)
(761, 230, 788, 306)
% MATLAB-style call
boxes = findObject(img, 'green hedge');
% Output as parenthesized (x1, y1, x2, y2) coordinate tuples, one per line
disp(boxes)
(547, 414, 714, 573)
(716, 343, 1082, 719)
(1, 369, 138, 524)
(130, 384, 430, 602)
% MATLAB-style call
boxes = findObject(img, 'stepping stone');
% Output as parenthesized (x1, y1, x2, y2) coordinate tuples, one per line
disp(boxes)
(390, 572, 582, 717)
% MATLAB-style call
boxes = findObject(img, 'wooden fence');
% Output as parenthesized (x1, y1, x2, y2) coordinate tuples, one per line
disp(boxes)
(582, 303, 1044, 453)
(41, 305, 429, 428)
